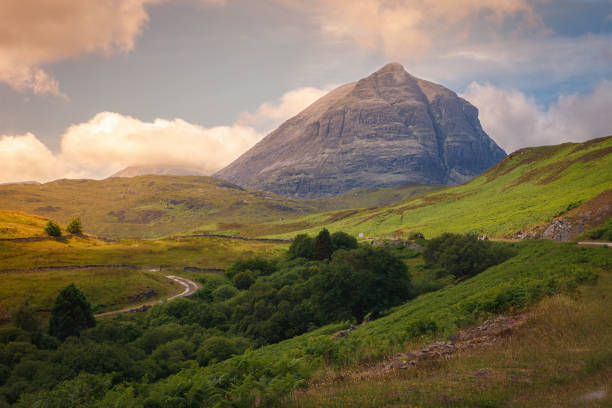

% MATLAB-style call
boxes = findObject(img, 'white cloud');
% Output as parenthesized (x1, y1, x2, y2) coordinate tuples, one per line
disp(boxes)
(238, 86, 332, 132)
(461, 81, 612, 153)
(0, 133, 63, 183)
(0, 85, 331, 183)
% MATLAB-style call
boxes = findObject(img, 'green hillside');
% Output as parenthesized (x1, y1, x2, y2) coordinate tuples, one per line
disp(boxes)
(257, 136, 612, 239)
(0, 211, 50, 238)
(0, 176, 438, 238)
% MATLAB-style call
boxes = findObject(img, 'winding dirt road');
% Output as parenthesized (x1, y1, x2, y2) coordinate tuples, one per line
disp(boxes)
(95, 275, 200, 318)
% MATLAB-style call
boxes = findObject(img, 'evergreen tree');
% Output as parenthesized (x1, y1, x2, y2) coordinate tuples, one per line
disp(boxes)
(44, 220, 61, 237)
(49, 284, 96, 340)
(312, 229, 334, 260)
(66, 217, 83, 234)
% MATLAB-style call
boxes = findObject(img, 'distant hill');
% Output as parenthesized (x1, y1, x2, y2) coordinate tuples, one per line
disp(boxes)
(109, 164, 207, 178)
(0, 176, 439, 238)
(249, 136, 612, 239)
(216, 62, 506, 197)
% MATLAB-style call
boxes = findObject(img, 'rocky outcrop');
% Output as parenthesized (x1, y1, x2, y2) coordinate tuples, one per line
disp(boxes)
(216, 63, 506, 198)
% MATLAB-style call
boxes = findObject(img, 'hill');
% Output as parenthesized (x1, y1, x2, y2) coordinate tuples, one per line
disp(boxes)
(0, 210, 50, 238)
(216, 62, 506, 197)
(0, 176, 439, 238)
(109, 164, 207, 178)
(245, 136, 612, 239)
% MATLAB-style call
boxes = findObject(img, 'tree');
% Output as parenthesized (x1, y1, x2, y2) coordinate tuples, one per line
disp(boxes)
(287, 234, 314, 260)
(13, 300, 41, 334)
(233, 270, 255, 290)
(66, 217, 83, 234)
(330, 231, 358, 251)
(312, 229, 333, 261)
(44, 220, 61, 237)
(49, 284, 96, 340)
(423, 233, 515, 278)
(311, 247, 413, 322)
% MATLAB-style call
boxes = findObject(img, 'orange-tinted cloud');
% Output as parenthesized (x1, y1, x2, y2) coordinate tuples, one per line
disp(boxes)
(286, 0, 539, 59)
(0, 0, 157, 96)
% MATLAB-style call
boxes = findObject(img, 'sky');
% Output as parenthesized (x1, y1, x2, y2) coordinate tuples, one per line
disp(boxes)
(0, 0, 611, 183)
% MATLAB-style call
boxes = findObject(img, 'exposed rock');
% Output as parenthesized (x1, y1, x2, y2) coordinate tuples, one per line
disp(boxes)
(216, 63, 506, 198)
(127, 287, 156, 302)
(380, 314, 528, 372)
(542, 218, 585, 241)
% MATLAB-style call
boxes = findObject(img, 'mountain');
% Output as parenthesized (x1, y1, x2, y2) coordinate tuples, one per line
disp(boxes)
(109, 164, 207, 178)
(216, 62, 506, 198)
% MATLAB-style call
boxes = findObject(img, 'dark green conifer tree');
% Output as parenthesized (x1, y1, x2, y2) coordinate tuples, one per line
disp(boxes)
(49, 284, 96, 340)
(312, 228, 334, 260)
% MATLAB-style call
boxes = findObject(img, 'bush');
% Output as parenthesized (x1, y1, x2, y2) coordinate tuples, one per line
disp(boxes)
(287, 234, 314, 260)
(65, 217, 83, 234)
(43, 221, 61, 237)
(424, 233, 516, 279)
(48, 284, 96, 341)
(196, 336, 250, 366)
(586, 218, 612, 241)
(311, 246, 413, 322)
(212, 285, 239, 302)
(225, 258, 276, 280)
(233, 271, 255, 290)
(12, 301, 41, 335)
(330, 231, 358, 251)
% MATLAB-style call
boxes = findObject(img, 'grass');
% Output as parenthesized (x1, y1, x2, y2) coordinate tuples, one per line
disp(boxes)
(259, 136, 612, 239)
(0, 235, 287, 270)
(0, 267, 175, 321)
(0, 210, 49, 238)
(0, 176, 440, 238)
(286, 266, 612, 407)
(0, 234, 287, 324)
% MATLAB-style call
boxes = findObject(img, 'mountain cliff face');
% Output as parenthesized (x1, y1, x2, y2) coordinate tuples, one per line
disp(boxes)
(216, 63, 506, 198)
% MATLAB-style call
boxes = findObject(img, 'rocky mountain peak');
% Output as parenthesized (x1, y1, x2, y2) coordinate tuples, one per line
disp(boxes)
(215, 64, 506, 198)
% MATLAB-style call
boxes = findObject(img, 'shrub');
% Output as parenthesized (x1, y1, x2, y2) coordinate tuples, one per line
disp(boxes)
(225, 258, 277, 280)
(233, 270, 255, 290)
(12, 301, 41, 335)
(424, 233, 516, 278)
(330, 231, 358, 251)
(43, 221, 61, 237)
(311, 246, 413, 322)
(196, 336, 250, 366)
(65, 217, 83, 234)
(287, 234, 314, 260)
(212, 285, 239, 302)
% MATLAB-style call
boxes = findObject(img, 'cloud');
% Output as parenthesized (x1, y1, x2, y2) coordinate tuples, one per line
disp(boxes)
(0, 133, 63, 183)
(0, 0, 157, 96)
(0, 85, 332, 183)
(284, 0, 538, 59)
(238, 86, 332, 132)
(461, 81, 612, 153)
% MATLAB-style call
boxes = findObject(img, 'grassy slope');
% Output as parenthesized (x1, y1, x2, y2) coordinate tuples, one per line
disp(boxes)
(0, 235, 287, 324)
(0, 268, 175, 320)
(147, 240, 610, 407)
(262, 136, 612, 239)
(0, 211, 50, 238)
(0, 177, 438, 238)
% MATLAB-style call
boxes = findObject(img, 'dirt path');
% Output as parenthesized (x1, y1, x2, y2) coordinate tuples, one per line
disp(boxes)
(577, 241, 612, 247)
(95, 275, 200, 318)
